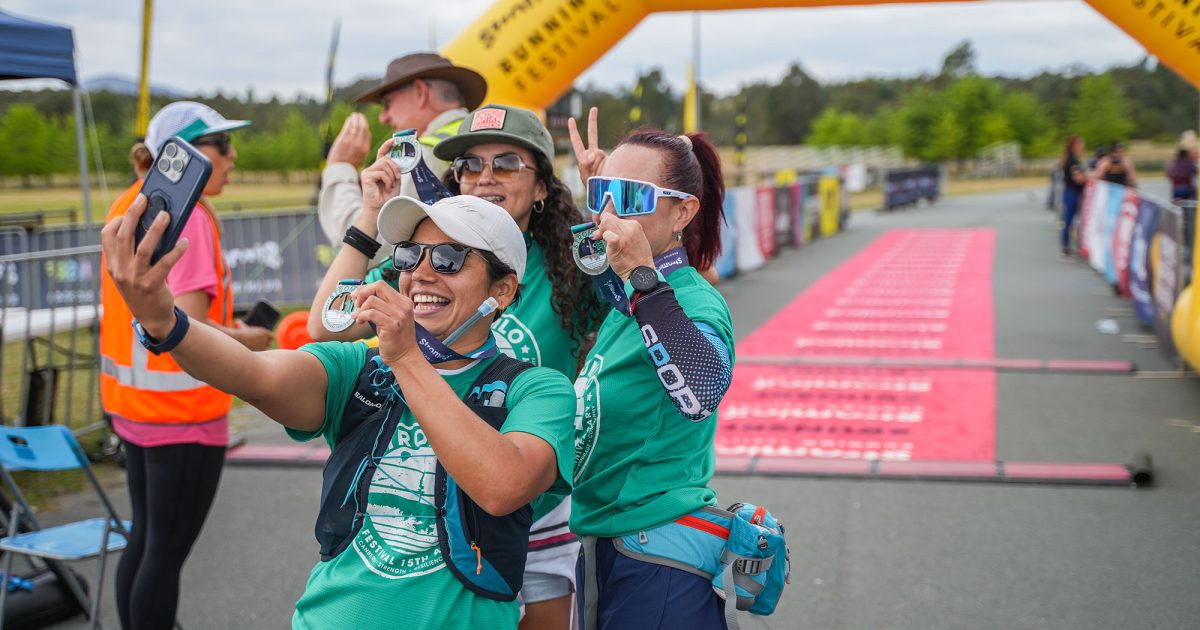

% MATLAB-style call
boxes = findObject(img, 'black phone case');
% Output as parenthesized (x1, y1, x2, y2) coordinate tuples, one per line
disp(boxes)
(243, 300, 281, 330)
(135, 137, 213, 265)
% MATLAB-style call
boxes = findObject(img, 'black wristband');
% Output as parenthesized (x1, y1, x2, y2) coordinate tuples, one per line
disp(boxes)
(343, 226, 381, 259)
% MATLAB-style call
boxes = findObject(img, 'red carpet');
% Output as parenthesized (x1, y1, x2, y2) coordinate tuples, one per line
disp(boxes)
(718, 229, 997, 462)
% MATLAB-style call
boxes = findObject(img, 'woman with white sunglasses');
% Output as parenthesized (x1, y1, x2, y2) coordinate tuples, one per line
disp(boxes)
(567, 109, 735, 629)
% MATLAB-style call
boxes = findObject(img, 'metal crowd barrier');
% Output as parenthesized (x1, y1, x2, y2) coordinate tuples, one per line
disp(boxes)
(0, 227, 103, 433)
(0, 208, 333, 434)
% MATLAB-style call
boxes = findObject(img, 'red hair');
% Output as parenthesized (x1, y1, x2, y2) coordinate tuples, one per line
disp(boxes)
(616, 129, 726, 270)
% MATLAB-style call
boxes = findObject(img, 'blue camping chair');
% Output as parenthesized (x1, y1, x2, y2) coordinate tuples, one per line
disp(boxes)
(0, 425, 130, 630)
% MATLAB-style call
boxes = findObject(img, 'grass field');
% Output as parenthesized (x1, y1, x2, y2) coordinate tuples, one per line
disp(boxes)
(0, 180, 317, 221)
(0, 175, 1056, 221)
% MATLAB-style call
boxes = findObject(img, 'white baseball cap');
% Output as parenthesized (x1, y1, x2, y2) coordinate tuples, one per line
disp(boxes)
(145, 101, 251, 158)
(377, 195, 527, 282)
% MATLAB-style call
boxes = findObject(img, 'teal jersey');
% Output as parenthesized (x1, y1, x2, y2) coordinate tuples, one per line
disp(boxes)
(570, 267, 735, 537)
(288, 341, 575, 629)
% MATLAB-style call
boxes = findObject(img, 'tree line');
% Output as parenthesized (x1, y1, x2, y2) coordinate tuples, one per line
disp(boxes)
(0, 41, 1194, 180)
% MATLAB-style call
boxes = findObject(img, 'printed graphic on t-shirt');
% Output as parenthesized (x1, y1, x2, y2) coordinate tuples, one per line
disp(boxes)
(492, 313, 541, 366)
(353, 416, 444, 579)
(573, 355, 603, 482)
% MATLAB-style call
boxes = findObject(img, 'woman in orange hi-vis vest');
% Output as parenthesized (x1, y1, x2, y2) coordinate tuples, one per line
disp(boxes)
(100, 102, 272, 630)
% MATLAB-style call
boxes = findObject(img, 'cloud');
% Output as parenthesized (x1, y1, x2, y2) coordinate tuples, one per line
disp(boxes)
(2, 0, 1149, 99)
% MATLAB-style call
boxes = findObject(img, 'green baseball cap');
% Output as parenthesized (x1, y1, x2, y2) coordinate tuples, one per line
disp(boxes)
(433, 104, 555, 163)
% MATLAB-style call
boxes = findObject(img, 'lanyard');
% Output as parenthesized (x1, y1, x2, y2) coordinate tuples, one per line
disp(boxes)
(588, 244, 690, 317)
(409, 156, 453, 205)
(413, 324, 497, 364)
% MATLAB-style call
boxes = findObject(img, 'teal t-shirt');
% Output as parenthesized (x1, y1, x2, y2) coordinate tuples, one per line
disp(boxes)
(366, 241, 589, 522)
(570, 267, 735, 537)
(288, 341, 576, 630)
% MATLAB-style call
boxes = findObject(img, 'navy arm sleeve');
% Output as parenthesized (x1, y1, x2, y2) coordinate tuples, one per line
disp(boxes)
(632, 284, 733, 422)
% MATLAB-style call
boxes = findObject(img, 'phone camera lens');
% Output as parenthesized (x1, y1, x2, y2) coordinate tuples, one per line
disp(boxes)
(164, 144, 178, 158)
(157, 158, 170, 173)
(171, 158, 184, 172)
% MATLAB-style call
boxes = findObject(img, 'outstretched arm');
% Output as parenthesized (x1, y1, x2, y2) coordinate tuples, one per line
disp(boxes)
(103, 194, 328, 432)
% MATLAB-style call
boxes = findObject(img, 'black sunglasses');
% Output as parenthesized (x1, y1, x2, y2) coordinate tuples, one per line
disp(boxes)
(452, 153, 529, 183)
(192, 133, 232, 156)
(392, 241, 480, 275)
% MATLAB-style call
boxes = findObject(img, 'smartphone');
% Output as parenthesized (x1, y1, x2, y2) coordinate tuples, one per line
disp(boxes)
(243, 300, 281, 330)
(135, 136, 212, 265)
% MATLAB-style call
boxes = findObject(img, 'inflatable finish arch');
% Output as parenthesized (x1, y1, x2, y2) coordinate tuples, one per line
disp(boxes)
(441, 0, 1200, 112)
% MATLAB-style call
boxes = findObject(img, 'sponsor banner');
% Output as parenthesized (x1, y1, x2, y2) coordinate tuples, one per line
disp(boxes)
(1078, 180, 1095, 261)
(0, 228, 29, 308)
(790, 182, 807, 247)
(714, 191, 738, 279)
(221, 211, 331, 309)
(882, 167, 939, 210)
(733, 186, 765, 273)
(755, 186, 777, 259)
(1084, 181, 1114, 275)
(818, 175, 841, 237)
(1111, 186, 1141, 296)
(1102, 183, 1125, 285)
(773, 184, 793, 250)
(1153, 206, 1184, 362)
(719, 229, 997, 462)
(1129, 198, 1160, 326)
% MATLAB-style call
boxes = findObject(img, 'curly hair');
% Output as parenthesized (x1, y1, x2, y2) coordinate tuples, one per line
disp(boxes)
(442, 154, 605, 350)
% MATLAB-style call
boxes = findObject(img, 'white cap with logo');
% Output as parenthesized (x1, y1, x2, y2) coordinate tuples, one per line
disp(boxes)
(145, 101, 251, 158)
(377, 195, 527, 282)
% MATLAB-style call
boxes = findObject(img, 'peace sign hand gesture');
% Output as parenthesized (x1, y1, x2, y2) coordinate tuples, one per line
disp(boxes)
(568, 106, 607, 187)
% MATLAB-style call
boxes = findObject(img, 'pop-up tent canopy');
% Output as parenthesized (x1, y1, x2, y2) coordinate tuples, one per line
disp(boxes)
(0, 9, 92, 224)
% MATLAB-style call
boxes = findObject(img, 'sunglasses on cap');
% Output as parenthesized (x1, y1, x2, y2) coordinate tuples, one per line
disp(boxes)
(392, 241, 481, 275)
(586, 176, 695, 217)
(452, 153, 529, 184)
(191, 133, 232, 156)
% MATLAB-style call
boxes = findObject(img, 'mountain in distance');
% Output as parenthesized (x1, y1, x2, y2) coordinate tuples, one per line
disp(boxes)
(82, 74, 187, 98)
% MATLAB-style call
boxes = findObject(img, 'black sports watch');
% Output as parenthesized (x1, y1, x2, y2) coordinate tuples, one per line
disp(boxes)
(133, 306, 191, 355)
(629, 265, 660, 293)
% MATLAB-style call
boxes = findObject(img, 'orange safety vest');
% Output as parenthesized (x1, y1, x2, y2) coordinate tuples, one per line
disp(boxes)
(99, 182, 233, 424)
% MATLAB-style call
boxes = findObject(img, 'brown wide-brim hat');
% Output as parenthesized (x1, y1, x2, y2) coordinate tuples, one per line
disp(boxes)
(355, 53, 487, 110)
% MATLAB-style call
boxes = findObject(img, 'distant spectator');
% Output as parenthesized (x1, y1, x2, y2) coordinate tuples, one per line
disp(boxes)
(1088, 145, 1106, 170)
(1167, 148, 1197, 204)
(1060, 135, 1087, 256)
(1092, 141, 1138, 188)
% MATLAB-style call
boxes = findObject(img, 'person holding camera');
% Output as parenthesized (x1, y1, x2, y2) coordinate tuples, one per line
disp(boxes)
(99, 102, 272, 630)
(566, 109, 736, 628)
(307, 104, 605, 629)
(103, 179, 576, 627)
(318, 53, 487, 263)
(1092, 141, 1138, 188)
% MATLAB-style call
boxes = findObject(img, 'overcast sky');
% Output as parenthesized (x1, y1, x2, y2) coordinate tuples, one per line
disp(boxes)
(3, 0, 1149, 98)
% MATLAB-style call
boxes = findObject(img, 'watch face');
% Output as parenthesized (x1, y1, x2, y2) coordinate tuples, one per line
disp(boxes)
(632, 266, 658, 291)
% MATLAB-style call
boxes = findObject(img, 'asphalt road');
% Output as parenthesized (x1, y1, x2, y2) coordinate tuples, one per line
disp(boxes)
(39, 181, 1200, 629)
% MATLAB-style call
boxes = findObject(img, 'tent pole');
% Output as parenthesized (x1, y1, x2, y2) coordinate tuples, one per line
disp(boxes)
(73, 87, 93, 226)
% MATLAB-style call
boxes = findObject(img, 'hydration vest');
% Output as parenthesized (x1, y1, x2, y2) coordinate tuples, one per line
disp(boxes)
(315, 349, 535, 601)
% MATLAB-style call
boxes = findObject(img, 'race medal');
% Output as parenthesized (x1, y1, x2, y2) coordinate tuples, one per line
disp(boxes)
(572, 223, 610, 276)
(388, 128, 421, 173)
(321, 279, 362, 332)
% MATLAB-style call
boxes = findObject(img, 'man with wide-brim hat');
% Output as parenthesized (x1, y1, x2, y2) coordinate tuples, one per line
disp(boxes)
(318, 52, 487, 264)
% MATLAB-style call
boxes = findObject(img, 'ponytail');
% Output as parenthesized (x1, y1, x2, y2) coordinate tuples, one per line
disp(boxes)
(617, 129, 726, 270)
(130, 142, 153, 178)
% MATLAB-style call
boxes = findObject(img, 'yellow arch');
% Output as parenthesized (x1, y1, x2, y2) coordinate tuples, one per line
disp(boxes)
(441, 0, 1200, 112)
